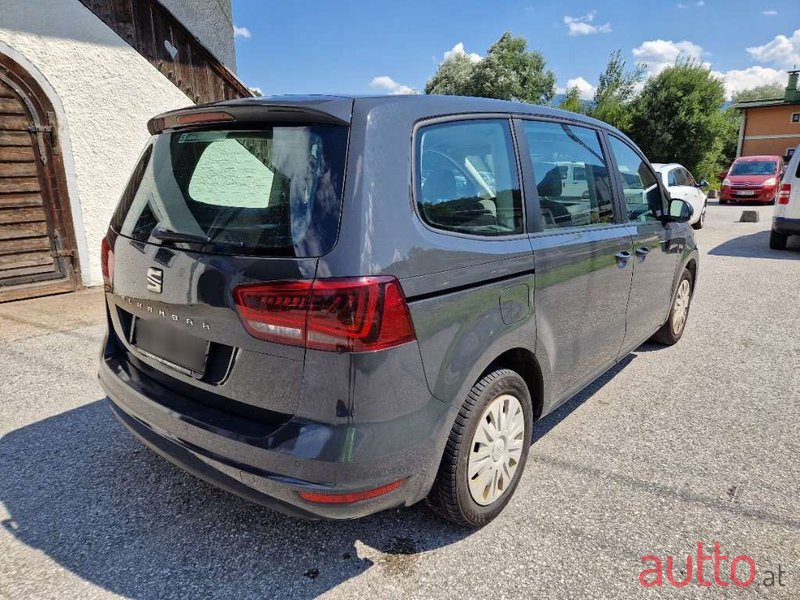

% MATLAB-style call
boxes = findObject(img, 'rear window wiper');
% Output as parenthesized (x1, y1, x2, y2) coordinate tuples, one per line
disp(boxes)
(151, 225, 211, 245)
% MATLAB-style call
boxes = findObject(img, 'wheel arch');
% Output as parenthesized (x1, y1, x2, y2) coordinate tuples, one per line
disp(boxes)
(684, 256, 698, 286)
(481, 347, 545, 421)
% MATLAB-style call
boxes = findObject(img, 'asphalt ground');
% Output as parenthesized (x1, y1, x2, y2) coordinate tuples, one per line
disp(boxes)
(1, 201, 798, 599)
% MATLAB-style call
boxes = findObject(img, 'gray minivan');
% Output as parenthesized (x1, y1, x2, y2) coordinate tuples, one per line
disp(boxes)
(98, 95, 699, 527)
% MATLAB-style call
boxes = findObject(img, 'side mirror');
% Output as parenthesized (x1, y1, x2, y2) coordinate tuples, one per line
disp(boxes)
(697, 179, 709, 188)
(669, 198, 694, 223)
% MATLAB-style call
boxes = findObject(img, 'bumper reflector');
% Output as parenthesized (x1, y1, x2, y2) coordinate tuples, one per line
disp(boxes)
(298, 479, 406, 504)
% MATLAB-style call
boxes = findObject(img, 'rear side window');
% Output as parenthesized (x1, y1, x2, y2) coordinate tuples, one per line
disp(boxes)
(416, 119, 523, 236)
(112, 125, 349, 257)
(522, 120, 615, 230)
(608, 137, 664, 223)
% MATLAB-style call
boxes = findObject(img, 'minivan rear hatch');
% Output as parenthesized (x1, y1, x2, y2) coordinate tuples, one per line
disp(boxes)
(105, 104, 350, 421)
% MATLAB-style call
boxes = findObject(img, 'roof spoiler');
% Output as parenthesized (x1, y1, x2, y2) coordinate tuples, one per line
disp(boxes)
(147, 102, 352, 135)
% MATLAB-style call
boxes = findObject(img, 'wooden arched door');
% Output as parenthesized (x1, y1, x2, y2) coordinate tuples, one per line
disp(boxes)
(0, 53, 80, 303)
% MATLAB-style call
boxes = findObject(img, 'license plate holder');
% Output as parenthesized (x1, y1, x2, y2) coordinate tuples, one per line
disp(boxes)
(131, 317, 210, 377)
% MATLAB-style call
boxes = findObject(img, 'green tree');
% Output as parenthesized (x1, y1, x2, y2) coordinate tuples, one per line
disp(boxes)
(558, 86, 584, 114)
(628, 61, 734, 179)
(425, 32, 556, 104)
(732, 82, 785, 103)
(713, 107, 741, 177)
(591, 50, 645, 130)
(424, 53, 476, 96)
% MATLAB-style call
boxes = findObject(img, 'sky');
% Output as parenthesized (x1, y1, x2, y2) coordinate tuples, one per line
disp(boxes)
(230, 0, 800, 101)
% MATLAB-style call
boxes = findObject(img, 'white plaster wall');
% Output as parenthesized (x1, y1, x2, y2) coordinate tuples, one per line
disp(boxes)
(0, 0, 193, 286)
(160, 0, 236, 71)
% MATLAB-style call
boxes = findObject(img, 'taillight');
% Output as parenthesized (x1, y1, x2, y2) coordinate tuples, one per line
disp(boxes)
(778, 183, 791, 205)
(101, 237, 114, 290)
(233, 276, 416, 352)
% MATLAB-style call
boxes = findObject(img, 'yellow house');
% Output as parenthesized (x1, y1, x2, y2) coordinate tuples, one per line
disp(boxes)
(735, 70, 800, 161)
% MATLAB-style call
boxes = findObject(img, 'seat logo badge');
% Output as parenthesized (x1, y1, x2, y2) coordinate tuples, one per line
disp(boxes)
(146, 267, 163, 294)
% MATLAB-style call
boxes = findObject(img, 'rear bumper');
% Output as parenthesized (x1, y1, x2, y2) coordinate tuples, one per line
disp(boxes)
(773, 217, 800, 235)
(99, 339, 455, 520)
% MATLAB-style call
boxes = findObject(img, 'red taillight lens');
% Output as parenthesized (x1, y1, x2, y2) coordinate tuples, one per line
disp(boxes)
(298, 479, 406, 504)
(233, 281, 311, 346)
(101, 237, 114, 290)
(778, 183, 791, 205)
(233, 276, 416, 352)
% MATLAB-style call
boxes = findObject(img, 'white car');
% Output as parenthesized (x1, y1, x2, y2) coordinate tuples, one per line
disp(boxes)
(771, 146, 800, 250)
(652, 163, 708, 229)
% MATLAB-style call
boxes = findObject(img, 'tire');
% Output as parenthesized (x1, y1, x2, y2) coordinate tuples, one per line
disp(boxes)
(651, 268, 693, 346)
(719, 198, 727, 205)
(427, 368, 533, 528)
(770, 230, 788, 250)
(692, 203, 706, 230)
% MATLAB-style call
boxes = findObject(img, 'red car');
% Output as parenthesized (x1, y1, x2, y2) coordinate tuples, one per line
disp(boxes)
(720, 155, 785, 205)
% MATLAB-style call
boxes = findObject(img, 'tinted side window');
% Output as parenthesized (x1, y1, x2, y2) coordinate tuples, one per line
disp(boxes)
(608, 137, 664, 223)
(522, 120, 615, 230)
(416, 120, 523, 236)
(682, 168, 696, 186)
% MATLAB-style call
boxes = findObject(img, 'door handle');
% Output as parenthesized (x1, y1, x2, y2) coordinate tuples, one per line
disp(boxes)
(614, 251, 631, 268)
(636, 246, 650, 262)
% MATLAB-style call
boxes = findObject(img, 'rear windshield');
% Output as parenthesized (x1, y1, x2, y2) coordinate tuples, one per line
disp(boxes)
(729, 160, 777, 176)
(111, 125, 349, 257)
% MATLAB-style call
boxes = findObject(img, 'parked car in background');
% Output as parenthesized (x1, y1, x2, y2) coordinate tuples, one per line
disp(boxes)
(652, 163, 708, 229)
(771, 145, 800, 250)
(720, 155, 784, 205)
(98, 95, 699, 527)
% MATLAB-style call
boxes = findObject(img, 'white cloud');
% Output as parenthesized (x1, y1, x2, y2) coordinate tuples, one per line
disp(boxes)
(370, 76, 417, 95)
(633, 39, 706, 75)
(746, 29, 800, 69)
(676, 3, 688, 8)
(712, 66, 786, 99)
(563, 11, 611, 36)
(762, 10, 778, 16)
(565, 77, 596, 100)
(443, 42, 481, 64)
(629, 30, 797, 100)
(696, 0, 705, 6)
(233, 25, 251, 39)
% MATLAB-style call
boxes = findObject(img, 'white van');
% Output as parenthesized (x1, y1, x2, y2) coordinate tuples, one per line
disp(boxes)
(771, 146, 800, 250)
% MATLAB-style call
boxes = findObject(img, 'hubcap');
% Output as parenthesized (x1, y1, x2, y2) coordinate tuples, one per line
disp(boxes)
(467, 394, 525, 506)
(671, 279, 691, 335)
